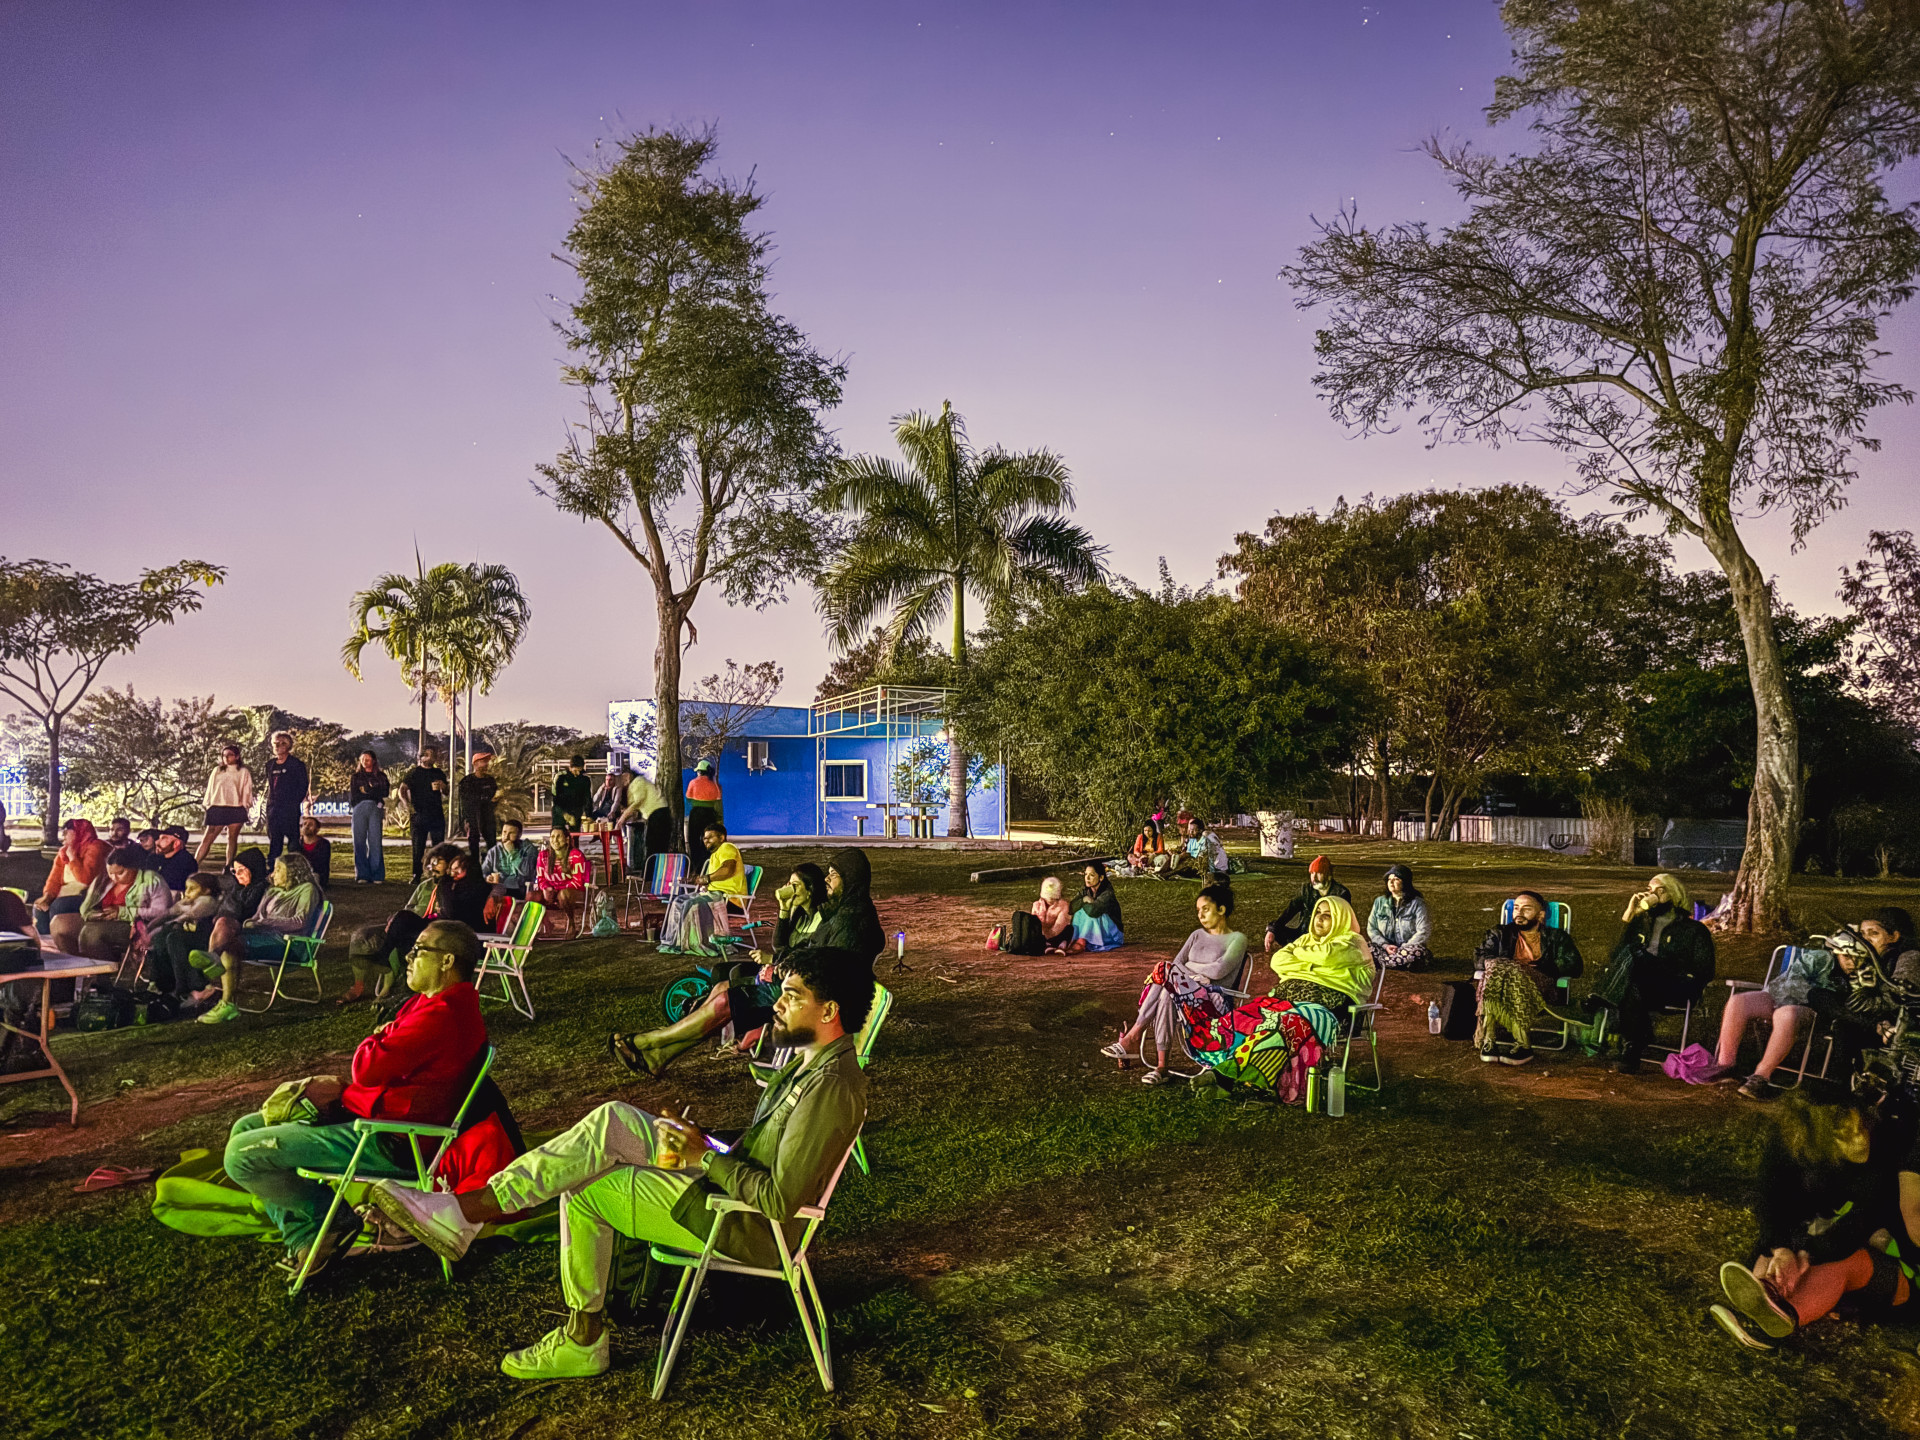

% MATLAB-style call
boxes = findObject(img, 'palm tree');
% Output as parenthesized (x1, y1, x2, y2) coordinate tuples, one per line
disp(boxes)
(819, 401, 1105, 835)
(342, 560, 462, 760)
(443, 563, 533, 778)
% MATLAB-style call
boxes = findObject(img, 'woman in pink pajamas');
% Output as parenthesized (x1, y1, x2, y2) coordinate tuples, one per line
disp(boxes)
(1704, 931, 1861, 1099)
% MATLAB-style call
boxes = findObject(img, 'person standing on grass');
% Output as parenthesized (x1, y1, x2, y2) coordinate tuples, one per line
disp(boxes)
(223, 921, 487, 1281)
(1473, 890, 1583, 1066)
(1365, 864, 1433, 972)
(617, 763, 672, 877)
(366, 945, 872, 1382)
(196, 744, 254, 866)
(347, 749, 390, 883)
(297, 816, 333, 892)
(683, 758, 722, 873)
(459, 751, 499, 864)
(263, 730, 310, 866)
(552, 755, 594, 835)
(1264, 856, 1350, 953)
(403, 746, 450, 881)
(1585, 873, 1716, 1075)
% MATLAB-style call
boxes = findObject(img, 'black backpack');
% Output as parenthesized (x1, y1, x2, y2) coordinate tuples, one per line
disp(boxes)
(1005, 910, 1045, 957)
(1437, 980, 1478, 1040)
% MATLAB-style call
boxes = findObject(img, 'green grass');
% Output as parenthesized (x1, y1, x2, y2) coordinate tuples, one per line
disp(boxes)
(4, 841, 1920, 1438)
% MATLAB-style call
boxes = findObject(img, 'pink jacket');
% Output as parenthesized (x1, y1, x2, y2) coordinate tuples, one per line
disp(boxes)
(1031, 897, 1072, 940)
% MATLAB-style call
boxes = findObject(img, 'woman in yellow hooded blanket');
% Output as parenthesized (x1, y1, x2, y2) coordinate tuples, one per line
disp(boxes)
(1187, 894, 1375, 1103)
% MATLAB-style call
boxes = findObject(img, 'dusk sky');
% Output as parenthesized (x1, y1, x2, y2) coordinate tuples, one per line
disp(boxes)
(5, 0, 1917, 738)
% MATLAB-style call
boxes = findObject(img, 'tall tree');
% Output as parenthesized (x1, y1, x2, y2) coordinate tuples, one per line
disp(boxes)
(1839, 528, 1920, 737)
(342, 561, 458, 761)
(818, 402, 1106, 835)
(63, 687, 251, 827)
(535, 126, 845, 837)
(1282, 0, 1920, 930)
(680, 659, 783, 765)
(0, 558, 225, 843)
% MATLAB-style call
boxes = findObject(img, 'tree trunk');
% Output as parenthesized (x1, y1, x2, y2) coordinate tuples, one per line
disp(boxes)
(1703, 518, 1801, 933)
(946, 575, 970, 839)
(40, 715, 62, 848)
(1422, 770, 1440, 843)
(656, 596, 686, 838)
(446, 687, 463, 835)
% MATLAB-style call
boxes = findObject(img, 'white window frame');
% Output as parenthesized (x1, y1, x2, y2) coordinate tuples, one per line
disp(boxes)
(820, 759, 868, 801)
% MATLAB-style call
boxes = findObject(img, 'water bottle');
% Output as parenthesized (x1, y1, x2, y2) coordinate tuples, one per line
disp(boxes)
(1305, 1066, 1320, 1114)
(1327, 1065, 1346, 1117)
(1427, 1000, 1442, 1035)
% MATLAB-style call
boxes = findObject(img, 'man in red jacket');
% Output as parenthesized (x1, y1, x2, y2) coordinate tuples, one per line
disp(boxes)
(222, 920, 488, 1279)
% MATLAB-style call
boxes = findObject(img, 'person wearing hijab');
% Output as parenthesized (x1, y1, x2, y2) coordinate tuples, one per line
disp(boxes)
(1366, 863, 1432, 971)
(1068, 861, 1125, 952)
(609, 863, 831, 1076)
(1586, 872, 1716, 1074)
(1182, 894, 1375, 1102)
(193, 851, 321, 1024)
(1472, 890, 1584, 1065)
(33, 817, 110, 952)
(1265, 855, 1352, 953)
(76, 844, 173, 969)
(684, 758, 724, 873)
(1100, 883, 1248, 1085)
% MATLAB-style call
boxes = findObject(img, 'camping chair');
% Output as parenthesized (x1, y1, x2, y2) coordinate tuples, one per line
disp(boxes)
(1485, 898, 1582, 1052)
(1324, 954, 1388, 1100)
(237, 901, 334, 1012)
(749, 983, 893, 1175)
(647, 1131, 861, 1398)
(1133, 949, 1260, 1078)
(289, 1044, 497, 1295)
(712, 866, 770, 953)
(623, 852, 690, 932)
(478, 901, 545, 1019)
(1725, 945, 1837, 1090)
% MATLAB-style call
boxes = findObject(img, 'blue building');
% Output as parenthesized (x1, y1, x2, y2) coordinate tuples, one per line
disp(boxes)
(607, 686, 1004, 839)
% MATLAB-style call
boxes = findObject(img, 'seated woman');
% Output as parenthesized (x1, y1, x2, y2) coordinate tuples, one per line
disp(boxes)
(1473, 890, 1583, 1065)
(531, 825, 591, 937)
(1704, 933, 1850, 1098)
(1067, 861, 1124, 952)
(1365, 864, 1432, 971)
(75, 844, 174, 971)
(157, 845, 268, 1004)
(437, 850, 493, 932)
(32, 817, 109, 952)
(609, 862, 829, 1076)
(1031, 876, 1073, 951)
(139, 872, 221, 993)
(340, 842, 460, 1005)
(1184, 894, 1376, 1103)
(1099, 883, 1247, 1085)
(191, 852, 321, 1024)
(1126, 821, 1170, 877)
(1586, 872, 1716, 1074)
(1711, 1091, 1919, 1350)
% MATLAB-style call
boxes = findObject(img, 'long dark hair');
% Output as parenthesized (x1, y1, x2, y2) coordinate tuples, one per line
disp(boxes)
(1775, 1091, 1874, 1170)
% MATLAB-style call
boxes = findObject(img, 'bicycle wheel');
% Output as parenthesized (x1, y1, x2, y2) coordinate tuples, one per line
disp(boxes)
(659, 974, 714, 1024)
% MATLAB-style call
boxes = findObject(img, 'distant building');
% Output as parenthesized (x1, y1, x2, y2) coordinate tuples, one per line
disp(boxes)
(606, 686, 1004, 839)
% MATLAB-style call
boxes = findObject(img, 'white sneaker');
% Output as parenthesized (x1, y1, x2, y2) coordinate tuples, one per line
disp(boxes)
(368, 1182, 481, 1261)
(501, 1325, 610, 1380)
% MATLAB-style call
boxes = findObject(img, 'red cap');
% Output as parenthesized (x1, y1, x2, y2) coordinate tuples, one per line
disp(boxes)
(1308, 855, 1331, 875)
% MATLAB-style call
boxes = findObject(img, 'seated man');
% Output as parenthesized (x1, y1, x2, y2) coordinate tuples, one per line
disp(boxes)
(658, 822, 749, 953)
(222, 920, 487, 1277)
(1171, 819, 1228, 881)
(1585, 873, 1716, 1074)
(1264, 855, 1351, 954)
(1473, 890, 1583, 1065)
(155, 825, 200, 893)
(297, 816, 334, 892)
(369, 945, 875, 1381)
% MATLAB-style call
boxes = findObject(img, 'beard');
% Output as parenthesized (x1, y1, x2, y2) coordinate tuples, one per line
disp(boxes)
(771, 1020, 815, 1048)
(1517, 916, 1541, 931)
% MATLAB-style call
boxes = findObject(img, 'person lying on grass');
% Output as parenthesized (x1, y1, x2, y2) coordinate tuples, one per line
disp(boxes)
(609, 863, 829, 1077)
(189, 852, 320, 1025)
(1101, 883, 1247, 1085)
(338, 842, 461, 1006)
(1473, 889, 1583, 1067)
(222, 920, 488, 1282)
(370, 946, 875, 1382)
(1711, 1090, 1920, 1350)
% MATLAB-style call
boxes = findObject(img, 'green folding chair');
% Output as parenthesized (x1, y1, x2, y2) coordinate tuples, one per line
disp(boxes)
(289, 1044, 497, 1294)
(238, 900, 334, 1011)
(478, 902, 544, 1018)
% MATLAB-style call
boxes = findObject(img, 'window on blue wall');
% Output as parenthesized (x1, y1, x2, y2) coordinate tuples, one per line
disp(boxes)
(822, 760, 867, 799)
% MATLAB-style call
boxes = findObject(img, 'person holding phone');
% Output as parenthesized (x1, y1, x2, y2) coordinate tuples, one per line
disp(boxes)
(367, 945, 876, 1381)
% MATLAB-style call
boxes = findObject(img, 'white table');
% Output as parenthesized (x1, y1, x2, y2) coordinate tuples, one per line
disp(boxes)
(0, 939, 116, 1126)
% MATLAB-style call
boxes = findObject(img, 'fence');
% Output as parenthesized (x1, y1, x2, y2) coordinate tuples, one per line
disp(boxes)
(1390, 814, 1630, 861)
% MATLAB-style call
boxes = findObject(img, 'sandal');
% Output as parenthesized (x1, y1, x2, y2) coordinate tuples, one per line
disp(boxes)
(73, 1165, 156, 1194)
(608, 1032, 644, 1074)
(334, 985, 369, 1008)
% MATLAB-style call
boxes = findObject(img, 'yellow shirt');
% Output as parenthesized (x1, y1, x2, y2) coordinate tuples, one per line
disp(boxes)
(705, 842, 748, 897)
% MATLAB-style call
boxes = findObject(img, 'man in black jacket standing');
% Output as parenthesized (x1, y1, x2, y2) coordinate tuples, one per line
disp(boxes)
(403, 746, 449, 882)
(458, 750, 499, 864)
(263, 730, 310, 866)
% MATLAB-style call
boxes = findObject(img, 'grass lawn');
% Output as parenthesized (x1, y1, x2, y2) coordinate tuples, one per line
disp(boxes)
(4, 837, 1920, 1439)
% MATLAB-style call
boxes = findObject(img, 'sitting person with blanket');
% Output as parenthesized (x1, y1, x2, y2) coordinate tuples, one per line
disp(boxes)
(1186, 895, 1375, 1103)
(1474, 890, 1583, 1066)
(657, 822, 749, 954)
(369, 945, 874, 1382)
(1067, 861, 1125, 952)
(222, 920, 488, 1279)
(1099, 884, 1246, 1085)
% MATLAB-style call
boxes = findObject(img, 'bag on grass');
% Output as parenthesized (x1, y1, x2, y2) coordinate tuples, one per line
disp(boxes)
(984, 924, 1005, 952)
(1004, 910, 1045, 957)
(1437, 981, 1478, 1040)
(1663, 1043, 1720, 1084)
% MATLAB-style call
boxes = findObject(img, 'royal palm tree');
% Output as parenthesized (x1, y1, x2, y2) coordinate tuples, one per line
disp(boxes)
(819, 402, 1105, 835)
(443, 563, 533, 778)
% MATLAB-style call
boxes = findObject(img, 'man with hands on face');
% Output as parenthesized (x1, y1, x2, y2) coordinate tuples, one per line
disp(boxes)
(369, 945, 875, 1381)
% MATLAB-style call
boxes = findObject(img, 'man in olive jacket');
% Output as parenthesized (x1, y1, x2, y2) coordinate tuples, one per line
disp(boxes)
(369, 946, 874, 1381)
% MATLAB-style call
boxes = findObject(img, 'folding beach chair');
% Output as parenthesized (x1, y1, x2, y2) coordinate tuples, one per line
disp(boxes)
(647, 1132, 861, 1398)
(289, 1044, 497, 1295)
(1725, 945, 1837, 1089)
(477, 902, 545, 1019)
(624, 853, 690, 931)
(1325, 954, 1387, 1098)
(1485, 898, 1582, 1052)
(237, 901, 334, 1012)
(1133, 948, 1260, 1078)
(749, 983, 892, 1175)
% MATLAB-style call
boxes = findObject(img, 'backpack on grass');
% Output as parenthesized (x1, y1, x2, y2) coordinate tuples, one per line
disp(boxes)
(1437, 981, 1478, 1040)
(1004, 910, 1045, 957)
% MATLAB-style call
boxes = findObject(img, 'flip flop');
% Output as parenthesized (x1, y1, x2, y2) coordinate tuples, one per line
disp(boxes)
(73, 1165, 156, 1194)
(608, 1032, 644, 1074)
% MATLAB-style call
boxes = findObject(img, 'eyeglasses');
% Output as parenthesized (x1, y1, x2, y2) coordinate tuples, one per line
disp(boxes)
(406, 943, 455, 961)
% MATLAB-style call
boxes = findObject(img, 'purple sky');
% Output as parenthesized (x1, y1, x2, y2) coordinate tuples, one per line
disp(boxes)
(5, 0, 1916, 737)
